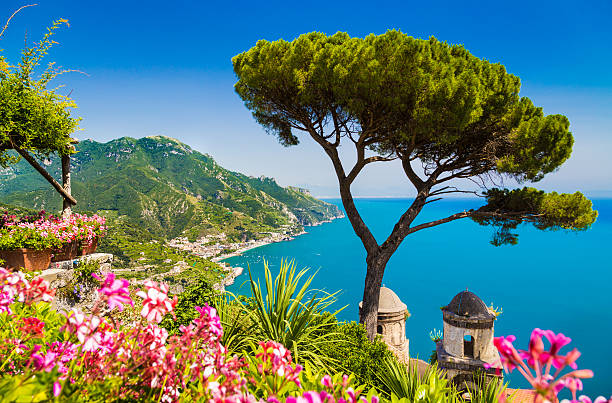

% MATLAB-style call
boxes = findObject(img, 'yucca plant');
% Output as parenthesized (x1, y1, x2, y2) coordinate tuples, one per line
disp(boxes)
(377, 355, 460, 403)
(209, 291, 252, 353)
(245, 259, 344, 369)
(465, 373, 511, 403)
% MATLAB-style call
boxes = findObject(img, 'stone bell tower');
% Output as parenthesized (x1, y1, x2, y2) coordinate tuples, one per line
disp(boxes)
(360, 286, 410, 361)
(436, 290, 502, 390)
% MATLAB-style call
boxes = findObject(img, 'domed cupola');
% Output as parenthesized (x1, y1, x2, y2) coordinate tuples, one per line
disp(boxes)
(359, 286, 410, 361)
(436, 289, 501, 391)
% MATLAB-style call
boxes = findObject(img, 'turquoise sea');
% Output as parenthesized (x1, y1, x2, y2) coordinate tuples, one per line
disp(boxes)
(225, 198, 612, 395)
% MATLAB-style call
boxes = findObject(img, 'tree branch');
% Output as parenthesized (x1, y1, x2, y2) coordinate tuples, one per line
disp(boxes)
(401, 159, 425, 191)
(306, 128, 379, 254)
(15, 148, 77, 205)
(407, 209, 545, 235)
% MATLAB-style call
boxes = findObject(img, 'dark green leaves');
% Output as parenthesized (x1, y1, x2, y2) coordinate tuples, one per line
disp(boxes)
(474, 187, 598, 245)
(233, 30, 574, 183)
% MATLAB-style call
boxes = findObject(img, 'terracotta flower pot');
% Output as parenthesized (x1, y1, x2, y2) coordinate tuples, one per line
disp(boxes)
(78, 238, 99, 256)
(51, 242, 78, 262)
(0, 248, 53, 272)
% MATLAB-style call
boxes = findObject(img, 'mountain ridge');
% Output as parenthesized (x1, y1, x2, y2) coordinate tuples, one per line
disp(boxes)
(0, 136, 342, 241)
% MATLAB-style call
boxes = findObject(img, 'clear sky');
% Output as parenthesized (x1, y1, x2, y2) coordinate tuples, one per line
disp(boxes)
(2, 0, 611, 197)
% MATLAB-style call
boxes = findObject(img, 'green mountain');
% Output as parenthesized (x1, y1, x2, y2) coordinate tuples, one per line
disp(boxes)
(0, 136, 342, 241)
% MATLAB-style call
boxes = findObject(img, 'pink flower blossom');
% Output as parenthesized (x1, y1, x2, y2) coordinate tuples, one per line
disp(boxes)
(62, 309, 103, 352)
(19, 317, 45, 337)
(256, 340, 302, 389)
(286, 391, 323, 403)
(93, 272, 133, 311)
(53, 381, 61, 397)
(136, 281, 177, 323)
(493, 329, 597, 402)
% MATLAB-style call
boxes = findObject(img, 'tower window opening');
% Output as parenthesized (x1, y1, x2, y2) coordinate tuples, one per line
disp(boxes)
(377, 325, 383, 334)
(464, 335, 474, 358)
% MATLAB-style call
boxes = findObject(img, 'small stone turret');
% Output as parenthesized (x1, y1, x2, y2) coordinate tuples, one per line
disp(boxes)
(436, 290, 502, 390)
(360, 287, 409, 361)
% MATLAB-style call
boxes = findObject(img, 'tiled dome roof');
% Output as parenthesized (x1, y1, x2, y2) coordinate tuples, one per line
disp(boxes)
(443, 290, 494, 319)
(359, 287, 407, 313)
(378, 287, 407, 313)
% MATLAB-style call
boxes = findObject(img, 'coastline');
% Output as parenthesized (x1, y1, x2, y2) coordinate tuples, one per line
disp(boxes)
(212, 214, 344, 291)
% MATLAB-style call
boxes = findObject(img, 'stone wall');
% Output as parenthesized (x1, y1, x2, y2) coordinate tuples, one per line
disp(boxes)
(39, 253, 113, 313)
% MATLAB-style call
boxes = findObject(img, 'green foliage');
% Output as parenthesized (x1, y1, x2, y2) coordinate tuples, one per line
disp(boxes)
(74, 258, 100, 282)
(480, 187, 597, 230)
(161, 277, 218, 335)
(467, 374, 509, 403)
(474, 187, 598, 245)
(0, 18, 79, 166)
(0, 226, 62, 250)
(245, 259, 342, 369)
(318, 320, 394, 393)
(0, 372, 56, 402)
(378, 356, 459, 403)
(429, 328, 443, 342)
(233, 30, 573, 183)
(209, 292, 253, 352)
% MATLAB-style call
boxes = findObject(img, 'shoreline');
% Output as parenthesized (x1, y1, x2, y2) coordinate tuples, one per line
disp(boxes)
(212, 214, 344, 290)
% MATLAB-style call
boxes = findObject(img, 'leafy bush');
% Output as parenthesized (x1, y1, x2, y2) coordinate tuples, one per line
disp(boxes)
(0, 16, 79, 166)
(318, 319, 394, 393)
(160, 277, 217, 335)
(467, 373, 509, 403)
(54, 259, 101, 306)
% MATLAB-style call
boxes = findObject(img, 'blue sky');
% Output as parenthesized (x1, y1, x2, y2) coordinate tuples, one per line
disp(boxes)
(2, 0, 611, 197)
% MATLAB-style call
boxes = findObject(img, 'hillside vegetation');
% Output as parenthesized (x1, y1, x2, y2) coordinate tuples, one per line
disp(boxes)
(0, 136, 341, 241)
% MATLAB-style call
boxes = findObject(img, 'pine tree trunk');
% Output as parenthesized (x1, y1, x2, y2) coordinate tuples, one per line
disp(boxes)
(359, 253, 390, 340)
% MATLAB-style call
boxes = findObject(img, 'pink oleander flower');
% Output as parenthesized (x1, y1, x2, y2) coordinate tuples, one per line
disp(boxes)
(47, 341, 78, 375)
(53, 381, 62, 397)
(62, 309, 103, 352)
(493, 335, 523, 373)
(26, 277, 55, 303)
(29, 345, 57, 372)
(0, 268, 54, 313)
(286, 391, 323, 403)
(288, 380, 380, 403)
(194, 305, 223, 339)
(256, 340, 302, 389)
(141, 324, 169, 351)
(93, 272, 133, 311)
(136, 280, 177, 323)
(493, 329, 596, 402)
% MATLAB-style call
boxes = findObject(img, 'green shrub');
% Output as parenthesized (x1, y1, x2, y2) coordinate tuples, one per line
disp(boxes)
(160, 277, 217, 335)
(317, 319, 394, 394)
